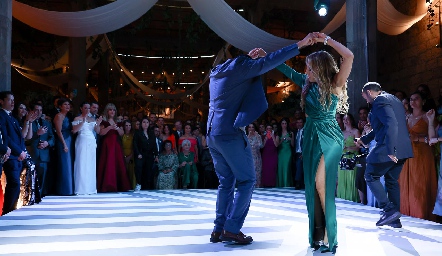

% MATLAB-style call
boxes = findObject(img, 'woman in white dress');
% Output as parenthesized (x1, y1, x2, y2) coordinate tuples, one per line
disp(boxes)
(72, 102, 102, 195)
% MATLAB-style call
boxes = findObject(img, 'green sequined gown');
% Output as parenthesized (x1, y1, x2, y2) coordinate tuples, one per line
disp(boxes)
(336, 135, 359, 202)
(277, 64, 343, 250)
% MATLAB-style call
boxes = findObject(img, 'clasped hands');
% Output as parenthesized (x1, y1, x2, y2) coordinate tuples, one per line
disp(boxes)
(25, 111, 39, 124)
(180, 161, 192, 167)
(1, 147, 11, 163)
(297, 32, 329, 48)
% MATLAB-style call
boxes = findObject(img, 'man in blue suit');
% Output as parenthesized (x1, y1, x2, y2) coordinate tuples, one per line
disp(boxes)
(356, 82, 413, 228)
(0, 122, 11, 173)
(207, 34, 315, 244)
(27, 102, 55, 197)
(0, 120, 11, 214)
(0, 91, 27, 215)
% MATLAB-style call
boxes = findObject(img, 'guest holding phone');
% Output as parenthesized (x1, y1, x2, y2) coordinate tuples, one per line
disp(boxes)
(261, 124, 278, 187)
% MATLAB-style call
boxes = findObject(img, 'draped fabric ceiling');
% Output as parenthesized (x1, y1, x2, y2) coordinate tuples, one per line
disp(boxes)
(12, 36, 108, 87)
(11, 0, 430, 103)
(12, 0, 158, 37)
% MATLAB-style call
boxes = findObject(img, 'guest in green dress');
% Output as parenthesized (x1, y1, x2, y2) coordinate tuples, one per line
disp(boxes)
(337, 113, 360, 202)
(178, 139, 198, 189)
(276, 32, 354, 253)
(276, 117, 294, 187)
(157, 140, 179, 190)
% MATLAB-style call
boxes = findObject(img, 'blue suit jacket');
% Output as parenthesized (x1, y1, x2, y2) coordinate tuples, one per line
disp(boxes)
(207, 43, 301, 136)
(361, 92, 413, 163)
(26, 118, 55, 162)
(0, 122, 8, 155)
(0, 110, 25, 160)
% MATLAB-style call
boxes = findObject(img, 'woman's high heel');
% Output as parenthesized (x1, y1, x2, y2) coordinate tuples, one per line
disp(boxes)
(312, 240, 324, 251)
(319, 244, 338, 254)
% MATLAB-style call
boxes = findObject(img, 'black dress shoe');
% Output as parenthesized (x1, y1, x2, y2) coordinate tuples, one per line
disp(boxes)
(376, 209, 401, 226)
(219, 230, 253, 244)
(210, 231, 221, 243)
(387, 219, 402, 228)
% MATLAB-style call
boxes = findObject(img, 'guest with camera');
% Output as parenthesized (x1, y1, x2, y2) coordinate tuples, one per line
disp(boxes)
(337, 113, 360, 202)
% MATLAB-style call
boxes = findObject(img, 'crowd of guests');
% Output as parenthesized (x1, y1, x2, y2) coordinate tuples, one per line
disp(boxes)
(0, 94, 217, 215)
(245, 113, 305, 190)
(1, 83, 442, 224)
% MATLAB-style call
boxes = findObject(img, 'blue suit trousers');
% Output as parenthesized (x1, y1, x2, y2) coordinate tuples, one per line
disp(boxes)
(365, 159, 405, 212)
(207, 130, 256, 234)
(2, 159, 22, 215)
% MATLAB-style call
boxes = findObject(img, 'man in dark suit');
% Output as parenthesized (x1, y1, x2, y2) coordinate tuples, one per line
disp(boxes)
(27, 102, 55, 196)
(154, 126, 163, 153)
(173, 120, 183, 148)
(152, 126, 163, 185)
(0, 122, 11, 215)
(207, 34, 315, 244)
(293, 117, 304, 189)
(356, 82, 413, 228)
(89, 102, 100, 120)
(0, 91, 27, 215)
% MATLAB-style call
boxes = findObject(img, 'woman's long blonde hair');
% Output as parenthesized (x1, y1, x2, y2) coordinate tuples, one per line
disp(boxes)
(102, 103, 117, 121)
(302, 51, 349, 114)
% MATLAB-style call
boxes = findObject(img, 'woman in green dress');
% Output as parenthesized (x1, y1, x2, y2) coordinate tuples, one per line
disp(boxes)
(178, 139, 198, 189)
(276, 117, 294, 187)
(337, 113, 361, 202)
(276, 32, 353, 253)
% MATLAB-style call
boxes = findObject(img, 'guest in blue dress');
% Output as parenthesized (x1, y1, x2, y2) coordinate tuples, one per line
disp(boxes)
(428, 115, 442, 217)
(53, 98, 74, 195)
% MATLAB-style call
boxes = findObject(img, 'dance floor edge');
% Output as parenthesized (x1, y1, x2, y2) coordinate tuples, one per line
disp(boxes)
(0, 188, 441, 256)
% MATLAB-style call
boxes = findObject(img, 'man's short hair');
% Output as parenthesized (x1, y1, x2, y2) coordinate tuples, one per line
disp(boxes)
(0, 91, 13, 101)
(362, 82, 382, 92)
(358, 106, 369, 113)
(31, 102, 43, 110)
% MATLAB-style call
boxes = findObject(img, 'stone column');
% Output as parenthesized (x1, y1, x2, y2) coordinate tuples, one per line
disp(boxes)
(0, 0, 12, 91)
(248, 0, 268, 119)
(97, 50, 110, 107)
(346, 0, 377, 115)
(68, 37, 86, 114)
(67, 1, 88, 114)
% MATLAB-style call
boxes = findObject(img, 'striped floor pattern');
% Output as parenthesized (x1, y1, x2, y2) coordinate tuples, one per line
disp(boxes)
(1, 188, 441, 256)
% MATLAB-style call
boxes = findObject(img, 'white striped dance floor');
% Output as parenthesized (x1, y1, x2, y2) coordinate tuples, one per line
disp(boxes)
(1, 188, 441, 256)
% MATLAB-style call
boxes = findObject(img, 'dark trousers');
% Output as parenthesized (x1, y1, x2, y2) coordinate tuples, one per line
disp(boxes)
(365, 159, 405, 212)
(2, 159, 23, 215)
(135, 154, 155, 190)
(35, 160, 49, 196)
(294, 152, 303, 186)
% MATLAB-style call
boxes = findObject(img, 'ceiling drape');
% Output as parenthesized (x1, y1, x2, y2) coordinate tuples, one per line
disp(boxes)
(13, 37, 108, 86)
(12, 0, 158, 37)
(11, 0, 430, 96)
